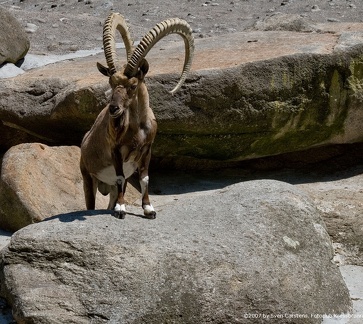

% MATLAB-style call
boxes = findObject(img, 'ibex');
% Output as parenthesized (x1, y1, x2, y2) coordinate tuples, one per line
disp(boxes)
(80, 13, 194, 219)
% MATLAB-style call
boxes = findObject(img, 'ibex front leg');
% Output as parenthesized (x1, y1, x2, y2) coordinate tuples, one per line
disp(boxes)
(139, 147, 156, 219)
(112, 147, 127, 219)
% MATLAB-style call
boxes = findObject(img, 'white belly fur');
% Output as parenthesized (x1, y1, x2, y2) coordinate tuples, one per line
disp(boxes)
(96, 162, 137, 185)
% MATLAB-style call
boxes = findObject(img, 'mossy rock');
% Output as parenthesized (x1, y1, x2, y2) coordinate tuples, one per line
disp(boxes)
(151, 48, 363, 162)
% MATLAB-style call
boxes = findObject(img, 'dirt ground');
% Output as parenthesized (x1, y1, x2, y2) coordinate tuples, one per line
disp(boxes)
(2, 0, 363, 55)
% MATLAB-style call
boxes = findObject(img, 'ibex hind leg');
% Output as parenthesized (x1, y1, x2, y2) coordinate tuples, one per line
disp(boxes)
(82, 172, 98, 210)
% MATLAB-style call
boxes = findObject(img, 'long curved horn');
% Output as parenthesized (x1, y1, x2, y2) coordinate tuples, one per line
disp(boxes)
(102, 13, 134, 75)
(124, 18, 194, 95)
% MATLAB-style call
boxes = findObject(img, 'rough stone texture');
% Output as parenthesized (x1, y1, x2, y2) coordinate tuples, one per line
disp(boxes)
(0, 180, 352, 323)
(253, 13, 317, 32)
(0, 143, 140, 232)
(296, 166, 363, 267)
(0, 72, 110, 149)
(150, 30, 363, 163)
(1, 24, 363, 167)
(0, 7, 29, 65)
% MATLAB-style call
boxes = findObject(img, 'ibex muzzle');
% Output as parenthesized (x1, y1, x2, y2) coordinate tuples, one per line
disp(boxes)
(80, 13, 194, 219)
(108, 90, 124, 118)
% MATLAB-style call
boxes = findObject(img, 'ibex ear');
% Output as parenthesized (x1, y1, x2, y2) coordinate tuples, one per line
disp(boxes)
(97, 62, 112, 77)
(137, 58, 149, 80)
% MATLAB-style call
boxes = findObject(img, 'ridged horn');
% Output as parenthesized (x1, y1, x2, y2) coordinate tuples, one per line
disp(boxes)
(102, 13, 134, 75)
(124, 18, 194, 95)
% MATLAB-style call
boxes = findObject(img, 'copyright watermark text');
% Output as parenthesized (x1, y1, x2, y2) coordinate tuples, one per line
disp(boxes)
(243, 313, 363, 320)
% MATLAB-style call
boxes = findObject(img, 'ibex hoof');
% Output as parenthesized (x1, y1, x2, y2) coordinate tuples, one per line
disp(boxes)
(113, 210, 126, 219)
(143, 204, 156, 219)
(144, 211, 156, 220)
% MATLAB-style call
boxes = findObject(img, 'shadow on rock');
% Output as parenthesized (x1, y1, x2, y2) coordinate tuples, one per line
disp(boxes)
(43, 209, 111, 223)
(44, 209, 154, 223)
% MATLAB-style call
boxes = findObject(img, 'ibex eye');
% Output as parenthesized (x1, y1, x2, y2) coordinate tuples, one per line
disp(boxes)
(130, 84, 137, 90)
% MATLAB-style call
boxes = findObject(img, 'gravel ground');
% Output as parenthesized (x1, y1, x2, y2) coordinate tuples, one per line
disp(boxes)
(1, 0, 363, 55)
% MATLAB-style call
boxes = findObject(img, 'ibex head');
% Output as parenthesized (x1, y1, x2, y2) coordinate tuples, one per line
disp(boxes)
(97, 13, 194, 95)
(101, 68, 147, 119)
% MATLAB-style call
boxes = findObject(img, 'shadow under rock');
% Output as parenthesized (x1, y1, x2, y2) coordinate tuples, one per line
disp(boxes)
(149, 143, 363, 196)
(0, 229, 12, 238)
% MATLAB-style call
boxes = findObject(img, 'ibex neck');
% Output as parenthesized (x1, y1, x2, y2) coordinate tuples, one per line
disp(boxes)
(131, 82, 150, 121)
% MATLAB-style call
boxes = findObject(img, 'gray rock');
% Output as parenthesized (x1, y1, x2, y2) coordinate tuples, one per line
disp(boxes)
(253, 13, 316, 32)
(0, 64, 109, 150)
(0, 180, 352, 323)
(0, 144, 88, 231)
(328, 18, 341, 23)
(24, 22, 38, 34)
(0, 143, 140, 232)
(335, 32, 363, 50)
(0, 7, 29, 65)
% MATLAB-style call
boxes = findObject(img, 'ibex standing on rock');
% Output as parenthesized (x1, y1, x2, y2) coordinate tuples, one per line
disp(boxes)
(80, 13, 194, 219)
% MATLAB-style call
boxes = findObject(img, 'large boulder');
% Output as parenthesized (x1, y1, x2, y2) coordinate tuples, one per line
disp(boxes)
(0, 69, 110, 150)
(0, 143, 139, 232)
(0, 7, 29, 65)
(0, 180, 351, 323)
(1, 24, 363, 167)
